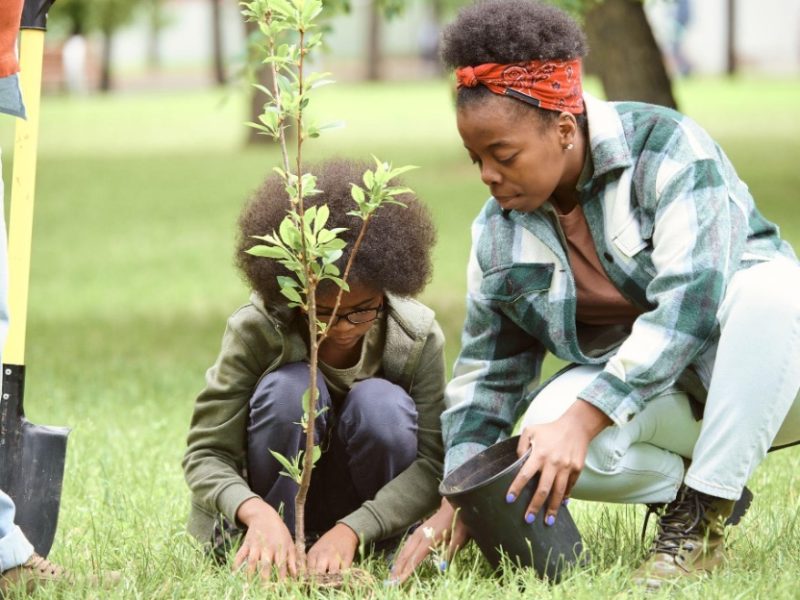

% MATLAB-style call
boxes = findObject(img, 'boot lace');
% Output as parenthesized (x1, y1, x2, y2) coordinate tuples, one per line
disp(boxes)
(645, 489, 714, 558)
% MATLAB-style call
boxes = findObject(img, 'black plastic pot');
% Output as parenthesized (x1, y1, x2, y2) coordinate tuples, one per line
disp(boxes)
(439, 436, 586, 581)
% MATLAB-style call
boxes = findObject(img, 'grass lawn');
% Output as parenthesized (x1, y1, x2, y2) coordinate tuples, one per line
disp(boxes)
(1, 77, 799, 598)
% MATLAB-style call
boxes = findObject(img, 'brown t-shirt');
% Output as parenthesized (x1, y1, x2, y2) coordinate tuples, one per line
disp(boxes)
(557, 204, 641, 326)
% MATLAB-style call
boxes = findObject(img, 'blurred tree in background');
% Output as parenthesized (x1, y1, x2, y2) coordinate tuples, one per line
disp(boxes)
(53, 0, 145, 92)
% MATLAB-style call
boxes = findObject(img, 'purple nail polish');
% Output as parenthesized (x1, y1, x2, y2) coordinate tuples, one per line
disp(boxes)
(506, 492, 516, 503)
(562, 498, 570, 506)
(525, 512, 535, 524)
(438, 560, 448, 571)
(545, 515, 555, 527)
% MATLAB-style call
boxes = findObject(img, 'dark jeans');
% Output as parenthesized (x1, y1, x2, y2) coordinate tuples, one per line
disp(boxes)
(246, 362, 418, 539)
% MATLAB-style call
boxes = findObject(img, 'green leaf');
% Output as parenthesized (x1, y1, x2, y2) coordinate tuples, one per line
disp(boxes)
(362, 169, 375, 189)
(351, 184, 366, 205)
(312, 445, 322, 464)
(388, 164, 419, 179)
(276, 275, 300, 290)
(321, 260, 341, 275)
(280, 286, 303, 304)
(278, 216, 300, 248)
(301, 387, 313, 414)
(324, 276, 349, 291)
(385, 186, 413, 196)
(245, 244, 287, 259)
(314, 204, 330, 232)
(269, 450, 302, 483)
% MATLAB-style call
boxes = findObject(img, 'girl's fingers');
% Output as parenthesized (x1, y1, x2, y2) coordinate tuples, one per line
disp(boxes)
(340, 549, 354, 571)
(286, 546, 298, 578)
(392, 534, 430, 583)
(249, 545, 264, 576)
(233, 543, 249, 571)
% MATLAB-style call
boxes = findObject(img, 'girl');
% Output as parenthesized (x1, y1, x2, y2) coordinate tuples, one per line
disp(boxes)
(392, 0, 800, 588)
(183, 159, 446, 579)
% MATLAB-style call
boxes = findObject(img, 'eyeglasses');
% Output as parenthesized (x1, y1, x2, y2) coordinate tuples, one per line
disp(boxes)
(317, 305, 384, 326)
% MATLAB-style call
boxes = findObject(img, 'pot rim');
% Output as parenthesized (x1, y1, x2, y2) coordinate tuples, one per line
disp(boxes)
(439, 436, 533, 499)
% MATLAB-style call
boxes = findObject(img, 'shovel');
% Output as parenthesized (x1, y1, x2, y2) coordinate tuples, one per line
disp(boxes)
(0, 0, 66, 558)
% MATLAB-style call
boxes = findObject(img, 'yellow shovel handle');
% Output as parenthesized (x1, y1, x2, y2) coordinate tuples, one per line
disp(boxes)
(4, 29, 45, 366)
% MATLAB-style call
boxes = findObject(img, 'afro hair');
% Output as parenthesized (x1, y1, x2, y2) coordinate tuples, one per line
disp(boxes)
(440, 0, 587, 68)
(236, 158, 437, 307)
(441, 0, 588, 125)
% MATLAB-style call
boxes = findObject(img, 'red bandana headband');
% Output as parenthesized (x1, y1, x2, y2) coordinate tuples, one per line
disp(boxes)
(455, 59, 585, 114)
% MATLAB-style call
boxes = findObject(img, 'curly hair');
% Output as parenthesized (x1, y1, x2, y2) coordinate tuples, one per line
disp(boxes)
(236, 159, 436, 307)
(441, 0, 588, 126)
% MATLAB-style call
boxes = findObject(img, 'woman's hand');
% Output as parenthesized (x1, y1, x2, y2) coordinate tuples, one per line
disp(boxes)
(389, 498, 469, 584)
(306, 523, 359, 575)
(233, 497, 297, 580)
(507, 399, 611, 526)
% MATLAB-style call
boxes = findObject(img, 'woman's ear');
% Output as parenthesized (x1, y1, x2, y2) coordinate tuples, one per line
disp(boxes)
(557, 112, 578, 148)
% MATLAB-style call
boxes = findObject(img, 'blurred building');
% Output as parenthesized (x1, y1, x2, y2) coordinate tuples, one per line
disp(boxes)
(646, 0, 800, 76)
(43, 0, 800, 93)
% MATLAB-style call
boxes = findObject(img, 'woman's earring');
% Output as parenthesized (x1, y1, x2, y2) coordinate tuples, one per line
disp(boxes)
(564, 143, 574, 151)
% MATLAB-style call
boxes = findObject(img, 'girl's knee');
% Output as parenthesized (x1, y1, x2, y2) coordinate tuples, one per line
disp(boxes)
(250, 362, 320, 424)
(340, 380, 417, 450)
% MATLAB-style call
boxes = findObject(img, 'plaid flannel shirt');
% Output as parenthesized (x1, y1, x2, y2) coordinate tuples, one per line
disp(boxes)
(442, 94, 796, 474)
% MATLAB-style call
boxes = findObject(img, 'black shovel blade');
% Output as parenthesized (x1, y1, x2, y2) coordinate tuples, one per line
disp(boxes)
(0, 364, 70, 557)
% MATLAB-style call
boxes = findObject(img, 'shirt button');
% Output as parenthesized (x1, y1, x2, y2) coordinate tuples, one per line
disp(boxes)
(603, 252, 614, 262)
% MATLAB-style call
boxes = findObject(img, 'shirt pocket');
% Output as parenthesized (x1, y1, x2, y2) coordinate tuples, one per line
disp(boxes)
(611, 214, 649, 258)
(480, 263, 554, 303)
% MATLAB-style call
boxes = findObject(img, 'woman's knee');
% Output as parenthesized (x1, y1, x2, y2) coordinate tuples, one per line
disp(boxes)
(723, 259, 800, 323)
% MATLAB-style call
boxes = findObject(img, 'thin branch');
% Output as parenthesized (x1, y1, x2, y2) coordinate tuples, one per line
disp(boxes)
(266, 22, 291, 174)
(293, 24, 314, 564)
(318, 213, 373, 345)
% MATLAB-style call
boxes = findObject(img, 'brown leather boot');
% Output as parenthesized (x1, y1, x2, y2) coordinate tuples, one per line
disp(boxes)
(0, 553, 120, 595)
(632, 486, 735, 590)
(0, 553, 70, 595)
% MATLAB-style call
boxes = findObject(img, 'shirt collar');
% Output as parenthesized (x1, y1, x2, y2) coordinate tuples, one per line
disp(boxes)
(583, 92, 632, 178)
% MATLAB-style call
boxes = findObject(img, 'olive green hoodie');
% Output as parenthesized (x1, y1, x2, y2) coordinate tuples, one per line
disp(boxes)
(182, 292, 446, 545)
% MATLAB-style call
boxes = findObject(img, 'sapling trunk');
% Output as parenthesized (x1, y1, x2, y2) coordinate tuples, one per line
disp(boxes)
(243, 0, 416, 577)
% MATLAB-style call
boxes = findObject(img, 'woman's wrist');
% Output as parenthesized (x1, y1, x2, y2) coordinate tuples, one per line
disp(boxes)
(568, 398, 613, 439)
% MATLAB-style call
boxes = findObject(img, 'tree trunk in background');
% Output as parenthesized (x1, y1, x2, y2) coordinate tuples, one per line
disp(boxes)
(100, 27, 113, 92)
(212, 0, 227, 85)
(244, 16, 277, 145)
(726, 0, 737, 75)
(584, 0, 677, 109)
(365, 0, 381, 81)
(147, 0, 163, 70)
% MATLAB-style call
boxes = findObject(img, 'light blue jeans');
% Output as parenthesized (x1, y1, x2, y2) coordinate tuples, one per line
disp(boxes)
(0, 147, 34, 571)
(522, 257, 800, 504)
(0, 490, 33, 572)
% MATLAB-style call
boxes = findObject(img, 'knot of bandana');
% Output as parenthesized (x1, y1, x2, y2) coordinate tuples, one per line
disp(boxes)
(454, 59, 584, 114)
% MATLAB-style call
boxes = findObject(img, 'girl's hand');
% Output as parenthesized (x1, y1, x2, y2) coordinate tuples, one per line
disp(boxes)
(507, 399, 611, 526)
(389, 498, 469, 584)
(306, 523, 359, 575)
(233, 497, 297, 580)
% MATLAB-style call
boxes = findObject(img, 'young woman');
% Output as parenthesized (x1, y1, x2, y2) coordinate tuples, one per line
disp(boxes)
(391, 0, 800, 588)
(183, 159, 446, 579)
